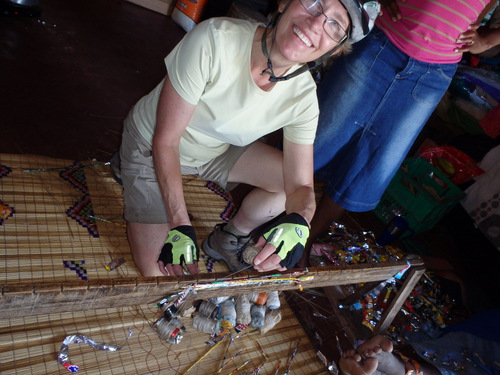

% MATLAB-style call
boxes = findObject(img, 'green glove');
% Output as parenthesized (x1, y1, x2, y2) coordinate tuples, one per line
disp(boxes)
(262, 213, 309, 269)
(158, 225, 199, 266)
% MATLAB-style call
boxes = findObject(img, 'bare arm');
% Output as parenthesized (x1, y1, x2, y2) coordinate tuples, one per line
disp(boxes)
(253, 140, 316, 272)
(282, 139, 316, 224)
(153, 76, 200, 276)
(152, 76, 196, 228)
(455, 0, 500, 55)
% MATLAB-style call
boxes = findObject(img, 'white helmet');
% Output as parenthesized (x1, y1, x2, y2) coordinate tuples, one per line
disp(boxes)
(340, 0, 381, 43)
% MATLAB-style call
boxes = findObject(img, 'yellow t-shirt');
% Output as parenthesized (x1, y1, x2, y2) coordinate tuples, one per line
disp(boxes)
(130, 17, 319, 167)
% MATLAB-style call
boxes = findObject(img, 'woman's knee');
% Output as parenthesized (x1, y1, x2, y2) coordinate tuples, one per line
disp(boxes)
(229, 142, 285, 191)
(127, 222, 168, 276)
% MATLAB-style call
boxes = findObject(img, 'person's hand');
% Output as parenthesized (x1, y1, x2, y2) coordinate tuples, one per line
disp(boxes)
(158, 225, 199, 276)
(455, 24, 498, 55)
(253, 213, 309, 272)
(379, 0, 402, 22)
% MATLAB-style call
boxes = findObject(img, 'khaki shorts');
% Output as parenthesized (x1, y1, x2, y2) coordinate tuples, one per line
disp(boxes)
(120, 119, 249, 224)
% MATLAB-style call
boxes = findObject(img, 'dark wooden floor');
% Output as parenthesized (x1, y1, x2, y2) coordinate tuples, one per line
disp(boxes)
(1, 0, 187, 161)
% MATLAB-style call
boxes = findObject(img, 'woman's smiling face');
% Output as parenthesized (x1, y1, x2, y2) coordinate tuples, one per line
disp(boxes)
(273, 0, 350, 65)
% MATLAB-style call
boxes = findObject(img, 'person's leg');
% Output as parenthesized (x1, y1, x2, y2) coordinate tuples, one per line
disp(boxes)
(355, 336, 404, 375)
(120, 118, 173, 276)
(354, 336, 441, 375)
(127, 222, 170, 276)
(339, 354, 379, 375)
(298, 193, 344, 267)
(340, 336, 402, 375)
(202, 141, 287, 271)
(227, 141, 286, 233)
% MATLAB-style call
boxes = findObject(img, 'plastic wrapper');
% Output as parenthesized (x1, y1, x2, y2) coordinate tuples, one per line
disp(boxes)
(419, 146, 484, 185)
(58, 329, 132, 372)
(0, 202, 14, 221)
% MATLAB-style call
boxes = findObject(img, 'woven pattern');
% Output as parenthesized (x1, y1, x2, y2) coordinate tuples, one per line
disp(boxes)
(0, 153, 327, 374)
(0, 154, 235, 284)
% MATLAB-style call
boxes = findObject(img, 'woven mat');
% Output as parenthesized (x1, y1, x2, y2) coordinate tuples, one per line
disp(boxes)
(0, 153, 234, 284)
(0, 294, 328, 374)
(0, 154, 329, 374)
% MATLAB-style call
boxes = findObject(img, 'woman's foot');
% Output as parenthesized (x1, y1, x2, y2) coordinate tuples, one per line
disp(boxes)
(354, 336, 404, 375)
(357, 335, 393, 357)
(339, 350, 378, 375)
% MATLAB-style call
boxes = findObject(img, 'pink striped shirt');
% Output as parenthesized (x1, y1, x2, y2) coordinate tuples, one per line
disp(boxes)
(376, 0, 488, 63)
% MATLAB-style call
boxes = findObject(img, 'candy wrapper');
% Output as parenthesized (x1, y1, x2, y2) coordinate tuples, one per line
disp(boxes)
(419, 146, 484, 185)
(0, 202, 14, 221)
(58, 329, 132, 372)
(310, 222, 405, 266)
(104, 257, 125, 271)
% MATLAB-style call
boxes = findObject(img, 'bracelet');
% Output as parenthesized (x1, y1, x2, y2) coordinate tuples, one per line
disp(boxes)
(394, 350, 423, 375)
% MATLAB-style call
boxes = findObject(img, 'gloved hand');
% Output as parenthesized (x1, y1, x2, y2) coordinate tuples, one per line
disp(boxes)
(158, 225, 199, 273)
(261, 213, 309, 269)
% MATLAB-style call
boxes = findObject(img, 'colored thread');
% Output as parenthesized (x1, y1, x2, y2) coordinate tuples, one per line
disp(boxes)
(181, 334, 227, 374)
(219, 334, 235, 371)
(236, 295, 251, 325)
(283, 339, 301, 375)
(227, 359, 250, 375)
(274, 360, 281, 375)
(218, 346, 246, 373)
(266, 290, 280, 310)
(63, 260, 87, 281)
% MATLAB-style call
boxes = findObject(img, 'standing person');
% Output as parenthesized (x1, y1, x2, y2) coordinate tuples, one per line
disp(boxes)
(116, 0, 378, 276)
(298, 0, 500, 267)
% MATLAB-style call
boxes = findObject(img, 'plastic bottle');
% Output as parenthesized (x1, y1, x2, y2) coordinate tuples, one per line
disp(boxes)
(236, 294, 251, 325)
(172, 0, 208, 32)
(266, 290, 280, 310)
(219, 299, 237, 329)
(250, 292, 268, 328)
(250, 304, 266, 328)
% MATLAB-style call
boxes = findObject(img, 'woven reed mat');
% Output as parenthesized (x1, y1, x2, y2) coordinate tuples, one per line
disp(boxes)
(0, 153, 235, 285)
(0, 293, 329, 374)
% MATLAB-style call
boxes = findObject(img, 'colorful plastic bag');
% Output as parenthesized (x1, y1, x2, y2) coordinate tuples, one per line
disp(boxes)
(419, 146, 485, 185)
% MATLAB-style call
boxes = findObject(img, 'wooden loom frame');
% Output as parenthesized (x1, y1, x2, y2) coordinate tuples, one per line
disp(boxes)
(1, 256, 425, 335)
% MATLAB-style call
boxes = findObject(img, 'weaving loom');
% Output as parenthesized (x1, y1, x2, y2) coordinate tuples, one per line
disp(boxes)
(0, 153, 424, 374)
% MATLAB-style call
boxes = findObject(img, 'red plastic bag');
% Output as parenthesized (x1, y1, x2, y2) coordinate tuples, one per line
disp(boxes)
(479, 103, 500, 139)
(419, 146, 485, 185)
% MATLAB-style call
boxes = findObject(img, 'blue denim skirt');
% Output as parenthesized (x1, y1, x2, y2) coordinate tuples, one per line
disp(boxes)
(314, 27, 457, 211)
